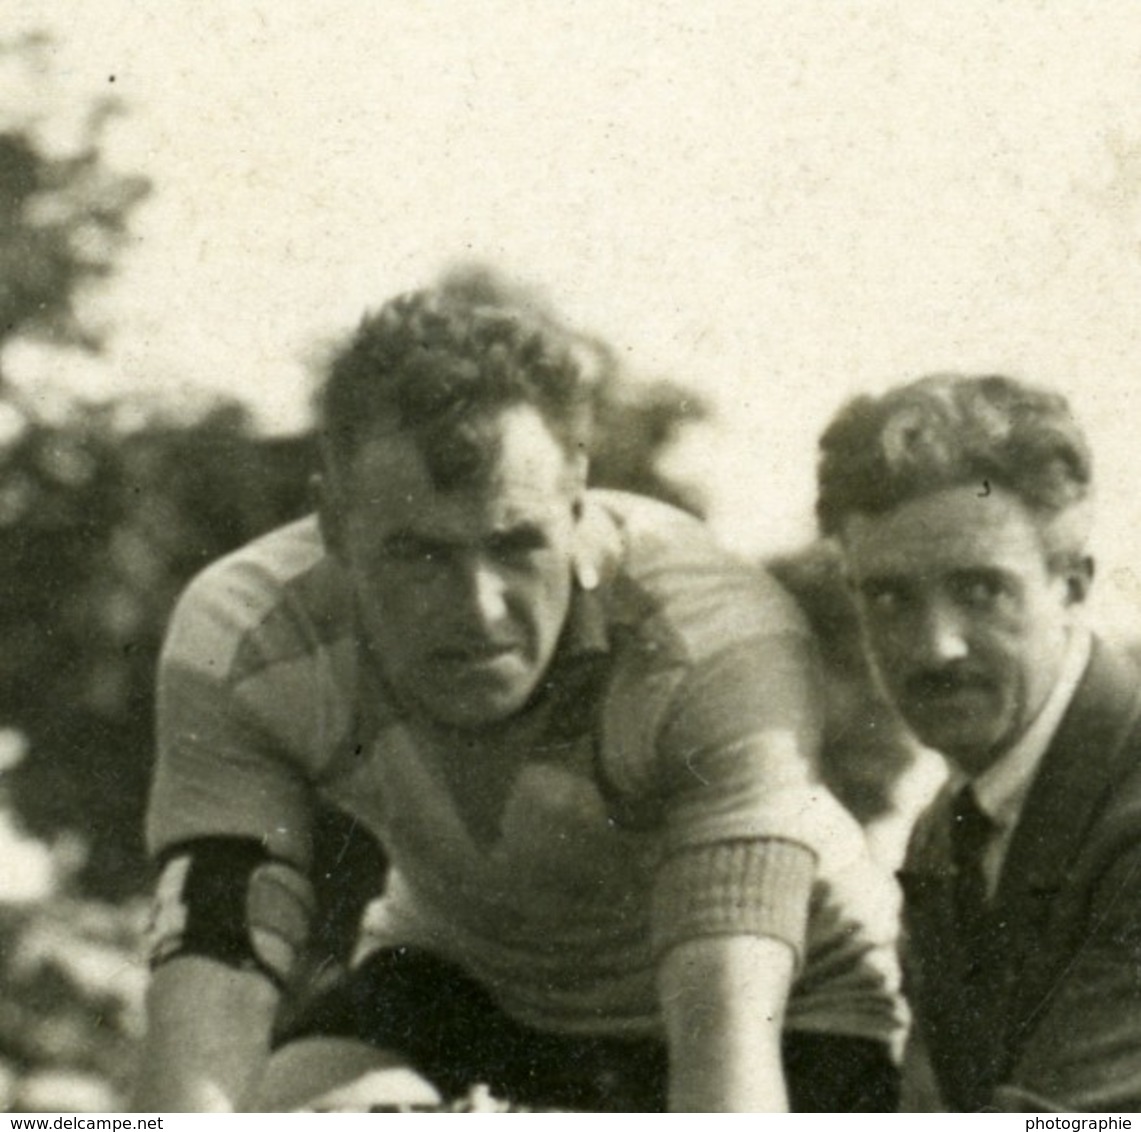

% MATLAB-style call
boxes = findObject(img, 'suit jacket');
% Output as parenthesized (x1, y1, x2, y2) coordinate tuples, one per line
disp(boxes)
(901, 638, 1141, 1112)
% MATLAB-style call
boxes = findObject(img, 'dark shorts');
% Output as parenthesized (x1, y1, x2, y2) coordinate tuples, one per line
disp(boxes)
(276, 947, 900, 1112)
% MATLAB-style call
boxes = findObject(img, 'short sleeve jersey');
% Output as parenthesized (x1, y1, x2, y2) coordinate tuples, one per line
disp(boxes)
(148, 490, 903, 1044)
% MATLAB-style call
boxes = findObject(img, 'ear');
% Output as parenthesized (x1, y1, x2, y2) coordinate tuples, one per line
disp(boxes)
(571, 496, 625, 594)
(312, 472, 345, 559)
(1064, 555, 1095, 606)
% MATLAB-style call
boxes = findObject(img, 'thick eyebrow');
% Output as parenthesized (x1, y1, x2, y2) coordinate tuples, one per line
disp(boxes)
(945, 566, 1018, 593)
(947, 565, 1008, 582)
(854, 572, 913, 595)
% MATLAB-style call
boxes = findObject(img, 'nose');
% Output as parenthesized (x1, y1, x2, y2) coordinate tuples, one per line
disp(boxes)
(462, 558, 509, 631)
(913, 598, 969, 665)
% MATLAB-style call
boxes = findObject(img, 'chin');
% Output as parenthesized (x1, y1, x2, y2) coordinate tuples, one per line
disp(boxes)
(928, 728, 1011, 775)
(423, 686, 534, 730)
(902, 699, 1007, 763)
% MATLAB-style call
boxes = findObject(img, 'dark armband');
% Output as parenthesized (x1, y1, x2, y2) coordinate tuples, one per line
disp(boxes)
(146, 837, 316, 990)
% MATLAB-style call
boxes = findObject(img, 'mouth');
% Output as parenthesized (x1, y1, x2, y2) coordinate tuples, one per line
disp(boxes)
(904, 672, 994, 703)
(432, 642, 521, 667)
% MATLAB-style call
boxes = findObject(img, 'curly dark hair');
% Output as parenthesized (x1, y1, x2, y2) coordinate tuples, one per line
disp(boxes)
(816, 373, 1093, 553)
(318, 288, 593, 490)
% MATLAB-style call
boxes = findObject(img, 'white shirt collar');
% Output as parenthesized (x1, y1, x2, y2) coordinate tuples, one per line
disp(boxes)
(967, 626, 1092, 832)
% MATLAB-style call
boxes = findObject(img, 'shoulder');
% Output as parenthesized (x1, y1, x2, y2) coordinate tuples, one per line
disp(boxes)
(155, 516, 360, 781)
(589, 491, 826, 817)
(1072, 642, 1141, 851)
(1070, 638, 1141, 743)
(1028, 639, 1141, 852)
(162, 515, 354, 686)
(588, 489, 808, 665)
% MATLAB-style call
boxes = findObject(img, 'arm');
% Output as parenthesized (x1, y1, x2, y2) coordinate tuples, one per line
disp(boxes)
(659, 934, 794, 1112)
(133, 956, 280, 1112)
(646, 611, 904, 1109)
(647, 631, 824, 1112)
(139, 564, 321, 1110)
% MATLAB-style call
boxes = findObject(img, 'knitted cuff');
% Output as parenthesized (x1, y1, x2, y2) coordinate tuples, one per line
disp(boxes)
(651, 838, 815, 967)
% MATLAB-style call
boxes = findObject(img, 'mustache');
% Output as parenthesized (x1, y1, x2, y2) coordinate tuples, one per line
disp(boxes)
(904, 667, 994, 700)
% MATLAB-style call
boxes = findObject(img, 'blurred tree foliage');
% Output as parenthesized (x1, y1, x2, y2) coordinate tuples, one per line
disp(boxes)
(0, 401, 317, 897)
(0, 51, 708, 898)
(0, 34, 150, 355)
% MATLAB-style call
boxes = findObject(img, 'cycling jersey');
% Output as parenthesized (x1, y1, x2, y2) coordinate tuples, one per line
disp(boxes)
(148, 490, 903, 1044)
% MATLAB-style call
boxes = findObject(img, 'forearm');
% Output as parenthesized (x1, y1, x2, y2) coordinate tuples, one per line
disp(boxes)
(133, 956, 280, 1112)
(659, 935, 794, 1112)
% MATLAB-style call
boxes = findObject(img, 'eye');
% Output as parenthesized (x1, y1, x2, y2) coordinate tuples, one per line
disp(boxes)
(859, 580, 908, 614)
(949, 572, 1006, 610)
(486, 526, 548, 563)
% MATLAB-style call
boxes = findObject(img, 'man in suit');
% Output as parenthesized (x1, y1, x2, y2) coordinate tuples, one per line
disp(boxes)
(816, 372, 1141, 1112)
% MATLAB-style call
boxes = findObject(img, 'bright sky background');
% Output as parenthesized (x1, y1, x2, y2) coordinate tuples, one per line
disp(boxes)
(7, 1, 1141, 626)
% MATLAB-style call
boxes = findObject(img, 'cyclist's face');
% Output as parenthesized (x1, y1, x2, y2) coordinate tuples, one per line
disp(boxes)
(324, 404, 583, 729)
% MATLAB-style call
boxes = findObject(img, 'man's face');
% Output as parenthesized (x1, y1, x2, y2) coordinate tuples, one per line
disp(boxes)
(841, 484, 1083, 776)
(323, 404, 584, 730)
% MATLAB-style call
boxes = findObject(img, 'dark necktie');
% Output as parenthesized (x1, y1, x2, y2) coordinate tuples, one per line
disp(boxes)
(950, 784, 997, 955)
(947, 784, 1002, 1107)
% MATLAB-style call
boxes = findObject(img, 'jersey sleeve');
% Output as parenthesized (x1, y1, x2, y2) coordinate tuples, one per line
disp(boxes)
(645, 617, 904, 1045)
(146, 568, 316, 871)
(649, 631, 829, 963)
